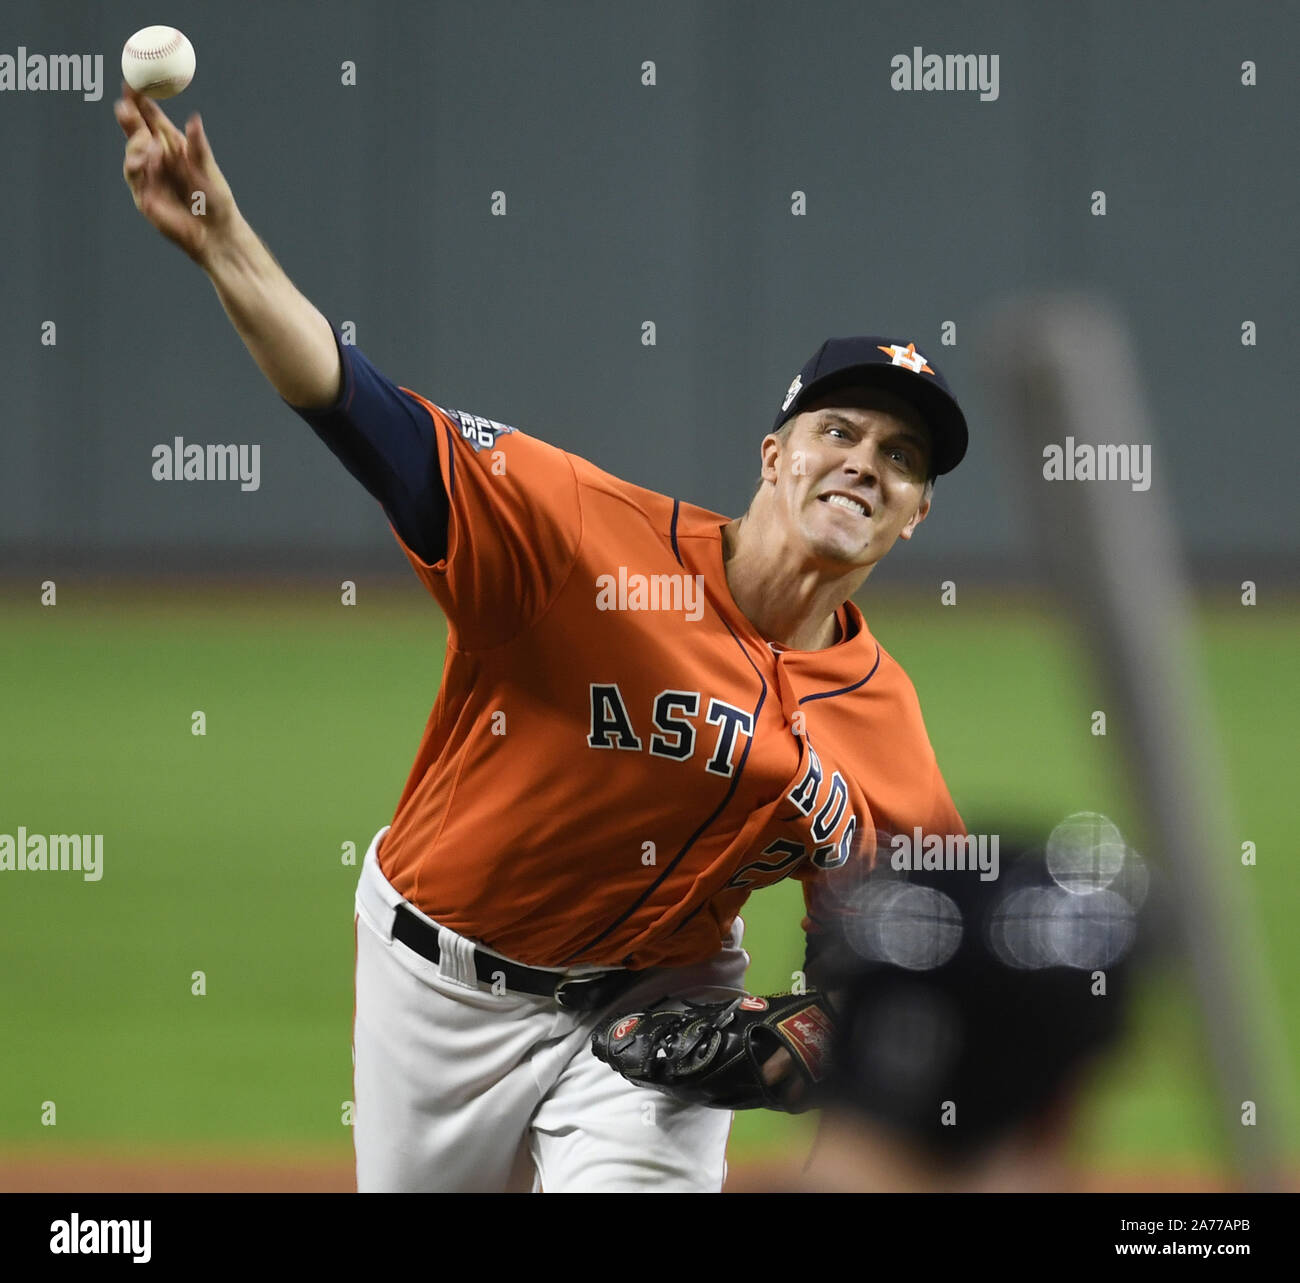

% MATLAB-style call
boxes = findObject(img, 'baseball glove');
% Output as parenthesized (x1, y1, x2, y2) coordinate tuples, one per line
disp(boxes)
(590, 991, 836, 1113)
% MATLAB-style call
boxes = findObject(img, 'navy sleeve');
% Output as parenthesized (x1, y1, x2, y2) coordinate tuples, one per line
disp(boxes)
(284, 325, 449, 564)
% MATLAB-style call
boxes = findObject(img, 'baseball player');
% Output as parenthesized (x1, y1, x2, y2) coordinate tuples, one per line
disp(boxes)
(116, 85, 968, 1192)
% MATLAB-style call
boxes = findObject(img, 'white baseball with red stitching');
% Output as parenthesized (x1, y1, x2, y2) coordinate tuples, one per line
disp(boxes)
(121, 26, 196, 100)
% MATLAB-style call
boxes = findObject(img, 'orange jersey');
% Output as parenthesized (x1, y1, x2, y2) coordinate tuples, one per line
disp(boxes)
(376, 393, 965, 969)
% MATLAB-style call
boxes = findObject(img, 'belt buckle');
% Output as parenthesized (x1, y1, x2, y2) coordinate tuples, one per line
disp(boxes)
(553, 973, 614, 1012)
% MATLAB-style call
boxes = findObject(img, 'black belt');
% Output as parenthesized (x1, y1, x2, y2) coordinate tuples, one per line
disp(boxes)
(391, 903, 639, 1012)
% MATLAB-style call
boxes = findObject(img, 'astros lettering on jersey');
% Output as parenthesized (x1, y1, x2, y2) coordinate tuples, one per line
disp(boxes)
(375, 393, 965, 971)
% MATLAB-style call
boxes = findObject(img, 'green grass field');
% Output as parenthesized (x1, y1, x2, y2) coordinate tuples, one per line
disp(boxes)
(1, 582, 1295, 1174)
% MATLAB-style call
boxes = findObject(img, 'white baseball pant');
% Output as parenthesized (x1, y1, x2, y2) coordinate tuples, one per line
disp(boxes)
(352, 826, 751, 1192)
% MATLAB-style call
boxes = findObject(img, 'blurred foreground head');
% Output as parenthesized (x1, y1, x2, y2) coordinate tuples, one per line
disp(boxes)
(803, 814, 1155, 1191)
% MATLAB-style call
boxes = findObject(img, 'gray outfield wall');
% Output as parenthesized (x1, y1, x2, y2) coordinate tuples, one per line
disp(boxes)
(1, 1, 1294, 582)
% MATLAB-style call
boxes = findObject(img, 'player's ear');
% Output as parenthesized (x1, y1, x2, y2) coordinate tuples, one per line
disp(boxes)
(898, 478, 933, 541)
(760, 430, 786, 484)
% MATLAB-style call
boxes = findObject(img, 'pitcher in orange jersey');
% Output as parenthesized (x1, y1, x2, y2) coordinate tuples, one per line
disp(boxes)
(344, 336, 969, 1190)
(116, 79, 970, 1194)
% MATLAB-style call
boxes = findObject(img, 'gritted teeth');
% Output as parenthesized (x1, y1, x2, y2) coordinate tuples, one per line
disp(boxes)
(821, 493, 870, 517)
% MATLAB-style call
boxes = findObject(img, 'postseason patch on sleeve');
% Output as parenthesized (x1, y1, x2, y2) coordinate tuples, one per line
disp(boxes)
(445, 407, 517, 453)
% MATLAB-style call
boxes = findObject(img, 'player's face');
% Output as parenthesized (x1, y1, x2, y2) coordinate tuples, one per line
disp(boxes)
(762, 389, 933, 570)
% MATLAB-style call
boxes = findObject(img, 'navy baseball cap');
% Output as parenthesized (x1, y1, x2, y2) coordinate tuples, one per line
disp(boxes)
(773, 337, 969, 476)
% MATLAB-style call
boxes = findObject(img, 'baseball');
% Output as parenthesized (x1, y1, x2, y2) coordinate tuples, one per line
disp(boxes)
(121, 25, 196, 99)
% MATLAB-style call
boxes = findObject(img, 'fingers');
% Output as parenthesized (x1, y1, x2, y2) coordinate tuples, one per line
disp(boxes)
(122, 131, 152, 192)
(185, 113, 212, 169)
(116, 82, 221, 194)
(122, 128, 163, 186)
(119, 89, 195, 191)
(761, 1047, 793, 1086)
(114, 92, 144, 139)
(116, 86, 167, 181)
(119, 83, 186, 152)
(760, 1047, 809, 1107)
(115, 84, 151, 140)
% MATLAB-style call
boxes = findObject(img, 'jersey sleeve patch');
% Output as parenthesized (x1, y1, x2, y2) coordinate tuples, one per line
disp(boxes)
(392, 389, 583, 651)
(444, 407, 516, 454)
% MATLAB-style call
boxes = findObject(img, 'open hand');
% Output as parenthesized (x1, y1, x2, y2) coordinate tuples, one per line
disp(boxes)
(115, 82, 237, 266)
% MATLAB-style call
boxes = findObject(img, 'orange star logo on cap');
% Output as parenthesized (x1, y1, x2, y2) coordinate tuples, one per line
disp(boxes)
(877, 342, 935, 375)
